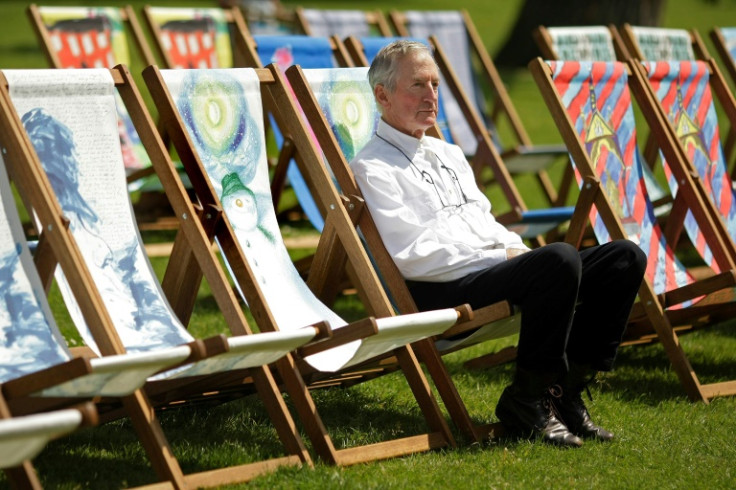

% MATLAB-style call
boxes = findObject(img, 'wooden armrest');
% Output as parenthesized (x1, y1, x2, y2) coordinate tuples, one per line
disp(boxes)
(2, 357, 93, 399)
(663, 270, 736, 307)
(298, 318, 377, 358)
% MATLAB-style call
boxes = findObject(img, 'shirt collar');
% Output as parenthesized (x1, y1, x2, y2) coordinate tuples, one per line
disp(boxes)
(376, 118, 427, 161)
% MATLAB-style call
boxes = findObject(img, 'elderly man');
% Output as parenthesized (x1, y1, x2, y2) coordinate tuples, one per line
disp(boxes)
(349, 40, 646, 447)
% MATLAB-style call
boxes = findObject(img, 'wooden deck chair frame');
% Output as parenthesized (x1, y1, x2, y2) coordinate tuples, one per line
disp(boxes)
(0, 66, 336, 488)
(0, 397, 97, 489)
(281, 63, 523, 442)
(143, 62, 476, 464)
(530, 57, 736, 402)
(389, 9, 569, 209)
(295, 7, 393, 37)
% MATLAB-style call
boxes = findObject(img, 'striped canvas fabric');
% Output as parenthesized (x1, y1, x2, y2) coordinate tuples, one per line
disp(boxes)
(644, 61, 736, 272)
(548, 60, 694, 296)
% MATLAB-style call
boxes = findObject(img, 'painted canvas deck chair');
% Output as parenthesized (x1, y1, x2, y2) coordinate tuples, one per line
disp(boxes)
(530, 58, 736, 402)
(295, 7, 393, 38)
(618, 25, 708, 63)
(27, 5, 153, 178)
(142, 5, 252, 70)
(0, 125, 196, 488)
(0, 402, 97, 489)
(143, 64, 476, 462)
(343, 35, 574, 246)
(1, 67, 334, 487)
(280, 64, 521, 440)
(637, 60, 736, 273)
(26, 4, 182, 236)
(389, 9, 570, 208)
(613, 25, 736, 164)
(533, 25, 626, 62)
(534, 24, 675, 217)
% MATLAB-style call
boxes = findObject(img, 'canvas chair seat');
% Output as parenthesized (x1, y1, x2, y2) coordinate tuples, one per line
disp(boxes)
(531, 58, 736, 402)
(0, 150, 190, 400)
(296, 8, 388, 38)
(0, 405, 95, 469)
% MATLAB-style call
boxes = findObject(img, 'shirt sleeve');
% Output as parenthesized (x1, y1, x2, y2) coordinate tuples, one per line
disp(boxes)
(352, 157, 514, 281)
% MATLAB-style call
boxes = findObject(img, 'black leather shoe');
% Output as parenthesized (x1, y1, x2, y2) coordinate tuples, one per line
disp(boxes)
(495, 368, 582, 448)
(551, 362, 614, 441)
(550, 385, 614, 441)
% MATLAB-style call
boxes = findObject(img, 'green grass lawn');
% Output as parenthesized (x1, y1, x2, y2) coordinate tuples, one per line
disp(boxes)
(2, 0, 736, 488)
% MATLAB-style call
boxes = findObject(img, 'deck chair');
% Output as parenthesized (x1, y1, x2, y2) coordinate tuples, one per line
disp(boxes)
(637, 60, 736, 272)
(343, 35, 575, 246)
(280, 64, 522, 439)
(142, 5, 252, 69)
(0, 401, 97, 489)
(1, 67, 337, 487)
(534, 24, 675, 219)
(295, 7, 393, 38)
(618, 25, 709, 63)
(143, 64, 473, 462)
(389, 9, 570, 209)
(616, 23, 736, 169)
(27, 5, 153, 178)
(530, 58, 736, 402)
(533, 25, 627, 61)
(26, 4, 180, 235)
(0, 126, 197, 488)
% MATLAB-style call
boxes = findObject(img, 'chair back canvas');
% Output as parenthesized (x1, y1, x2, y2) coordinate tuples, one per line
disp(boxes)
(542, 27, 670, 216)
(36, 6, 146, 174)
(645, 61, 736, 269)
(718, 27, 736, 61)
(0, 154, 71, 384)
(161, 68, 355, 371)
(302, 67, 378, 163)
(548, 61, 694, 296)
(256, 35, 337, 231)
(545, 26, 617, 61)
(4, 69, 194, 357)
(631, 26, 695, 61)
(300, 9, 375, 38)
(146, 7, 233, 69)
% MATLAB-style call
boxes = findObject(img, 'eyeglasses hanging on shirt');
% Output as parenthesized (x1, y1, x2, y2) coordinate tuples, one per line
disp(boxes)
(376, 134, 469, 210)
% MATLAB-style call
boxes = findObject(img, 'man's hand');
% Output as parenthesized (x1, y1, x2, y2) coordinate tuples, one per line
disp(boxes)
(505, 247, 529, 260)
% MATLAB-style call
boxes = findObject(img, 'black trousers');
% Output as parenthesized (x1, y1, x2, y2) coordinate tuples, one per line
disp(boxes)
(407, 240, 647, 373)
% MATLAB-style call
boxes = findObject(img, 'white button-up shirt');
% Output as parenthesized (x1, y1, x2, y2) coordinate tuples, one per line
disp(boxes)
(351, 119, 528, 282)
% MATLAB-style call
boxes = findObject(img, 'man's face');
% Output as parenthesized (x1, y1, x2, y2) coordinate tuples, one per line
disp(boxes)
(375, 51, 439, 138)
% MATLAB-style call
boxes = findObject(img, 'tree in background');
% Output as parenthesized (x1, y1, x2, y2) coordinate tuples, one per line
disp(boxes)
(495, 0, 666, 66)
